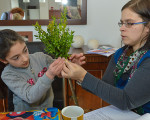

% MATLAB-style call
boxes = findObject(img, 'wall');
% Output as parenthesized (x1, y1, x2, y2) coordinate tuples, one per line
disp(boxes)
(48, 0, 61, 10)
(0, 0, 11, 16)
(11, 0, 19, 8)
(39, 1, 49, 19)
(0, 0, 129, 48)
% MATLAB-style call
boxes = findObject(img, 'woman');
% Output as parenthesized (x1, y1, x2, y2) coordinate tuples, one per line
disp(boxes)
(62, 0, 150, 115)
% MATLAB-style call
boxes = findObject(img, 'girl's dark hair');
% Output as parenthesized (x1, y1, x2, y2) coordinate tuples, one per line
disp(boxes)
(122, 0, 150, 50)
(0, 29, 25, 60)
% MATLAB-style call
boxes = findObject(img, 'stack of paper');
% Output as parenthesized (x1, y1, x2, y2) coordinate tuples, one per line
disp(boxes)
(84, 105, 140, 120)
(136, 113, 150, 120)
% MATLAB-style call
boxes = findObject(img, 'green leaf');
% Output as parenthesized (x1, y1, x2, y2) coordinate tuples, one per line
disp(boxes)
(33, 7, 74, 59)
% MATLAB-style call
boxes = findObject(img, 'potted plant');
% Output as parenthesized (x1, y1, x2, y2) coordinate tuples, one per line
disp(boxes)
(33, 7, 74, 59)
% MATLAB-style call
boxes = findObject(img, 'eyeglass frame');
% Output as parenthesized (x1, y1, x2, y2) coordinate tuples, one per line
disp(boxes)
(118, 21, 147, 28)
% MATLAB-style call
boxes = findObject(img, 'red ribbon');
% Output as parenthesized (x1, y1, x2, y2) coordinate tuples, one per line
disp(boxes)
(27, 78, 35, 85)
(41, 112, 51, 118)
(38, 67, 47, 77)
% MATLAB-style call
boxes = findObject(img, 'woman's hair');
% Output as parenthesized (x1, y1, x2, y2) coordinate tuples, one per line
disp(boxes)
(122, 0, 150, 50)
(0, 29, 25, 60)
(10, 7, 24, 17)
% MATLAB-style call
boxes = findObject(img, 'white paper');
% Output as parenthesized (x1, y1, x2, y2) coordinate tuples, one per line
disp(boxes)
(84, 105, 140, 120)
(136, 113, 150, 120)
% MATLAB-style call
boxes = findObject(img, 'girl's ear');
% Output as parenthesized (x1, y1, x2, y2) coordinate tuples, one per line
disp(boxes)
(0, 59, 8, 64)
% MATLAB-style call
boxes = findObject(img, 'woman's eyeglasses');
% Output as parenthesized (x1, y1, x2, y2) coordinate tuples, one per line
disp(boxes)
(118, 22, 147, 28)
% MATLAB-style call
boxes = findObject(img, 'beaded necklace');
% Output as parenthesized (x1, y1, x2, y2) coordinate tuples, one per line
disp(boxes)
(114, 47, 147, 85)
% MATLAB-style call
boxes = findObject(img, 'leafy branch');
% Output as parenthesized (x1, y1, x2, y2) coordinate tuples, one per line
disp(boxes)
(33, 7, 74, 59)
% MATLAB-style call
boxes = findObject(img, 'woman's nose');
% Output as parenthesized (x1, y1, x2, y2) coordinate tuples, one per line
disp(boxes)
(120, 25, 126, 31)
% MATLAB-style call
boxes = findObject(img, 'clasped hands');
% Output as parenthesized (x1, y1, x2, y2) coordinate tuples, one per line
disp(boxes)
(46, 53, 87, 82)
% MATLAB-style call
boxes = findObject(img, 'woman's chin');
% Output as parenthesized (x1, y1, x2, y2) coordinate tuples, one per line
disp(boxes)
(122, 41, 130, 46)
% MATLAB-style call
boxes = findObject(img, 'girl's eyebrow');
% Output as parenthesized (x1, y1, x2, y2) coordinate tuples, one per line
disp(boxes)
(10, 55, 19, 60)
(10, 45, 27, 59)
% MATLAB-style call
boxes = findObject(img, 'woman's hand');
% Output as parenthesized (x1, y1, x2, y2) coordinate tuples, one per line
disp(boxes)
(61, 60, 87, 82)
(69, 53, 86, 65)
(46, 57, 65, 80)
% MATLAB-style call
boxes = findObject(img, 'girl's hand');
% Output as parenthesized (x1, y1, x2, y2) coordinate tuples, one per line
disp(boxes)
(69, 53, 86, 65)
(61, 60, 87, 82)
(46, 57, 65, 80)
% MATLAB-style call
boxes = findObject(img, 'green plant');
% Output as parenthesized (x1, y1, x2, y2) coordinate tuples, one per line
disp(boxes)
(33, 8, 74, 59)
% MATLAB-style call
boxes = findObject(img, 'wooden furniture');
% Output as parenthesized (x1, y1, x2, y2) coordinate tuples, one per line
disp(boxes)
(64, 46, 111, 113)
(17, 31, 33, 42)
(0, 62, 7, 112)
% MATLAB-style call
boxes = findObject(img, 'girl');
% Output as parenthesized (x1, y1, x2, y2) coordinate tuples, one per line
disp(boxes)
(0, 29, 85, 111)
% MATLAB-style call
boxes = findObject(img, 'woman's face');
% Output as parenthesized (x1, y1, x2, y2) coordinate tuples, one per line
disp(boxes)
(120, 8, 149, 51)
(4, 41, 30, 68)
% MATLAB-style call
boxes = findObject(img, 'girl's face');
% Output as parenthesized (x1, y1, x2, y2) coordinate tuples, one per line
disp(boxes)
(5, 41, 29, 68)
(120, 8, 149, 51)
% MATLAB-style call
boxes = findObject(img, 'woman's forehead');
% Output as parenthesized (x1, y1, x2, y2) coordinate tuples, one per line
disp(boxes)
(121, 8, 142, 21)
